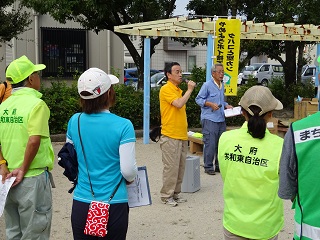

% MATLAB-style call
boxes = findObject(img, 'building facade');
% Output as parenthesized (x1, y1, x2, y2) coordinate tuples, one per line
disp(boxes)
(124, 36, 207, 72)
(0, 4, 124, 84)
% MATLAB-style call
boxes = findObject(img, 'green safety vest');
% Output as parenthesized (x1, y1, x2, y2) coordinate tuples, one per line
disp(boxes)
(218, 122, 284, 239)
(0, 88, 54, 177)
(292, 112, 320, 240)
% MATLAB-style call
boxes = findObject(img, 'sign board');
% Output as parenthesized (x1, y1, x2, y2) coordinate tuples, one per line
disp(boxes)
(214, 19, 241, 96)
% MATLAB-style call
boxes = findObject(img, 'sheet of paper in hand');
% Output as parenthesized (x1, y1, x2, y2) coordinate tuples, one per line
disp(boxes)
(127, 166, 152, 208)
(0, 177, 16, 216)
(224, 106, 242, 117)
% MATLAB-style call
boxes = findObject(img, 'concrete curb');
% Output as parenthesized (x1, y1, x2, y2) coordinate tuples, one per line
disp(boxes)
(50, 131, 144, 142)
(50, 134, 66, 142)
(50, 128, 203, 142)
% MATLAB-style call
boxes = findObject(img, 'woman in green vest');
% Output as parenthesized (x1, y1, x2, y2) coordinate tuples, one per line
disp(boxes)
(218, 86, 284, 240)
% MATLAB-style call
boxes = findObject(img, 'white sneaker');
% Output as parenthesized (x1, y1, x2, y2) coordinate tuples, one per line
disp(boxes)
(173, 195, 187, 203)
(161, 197, 178, 206)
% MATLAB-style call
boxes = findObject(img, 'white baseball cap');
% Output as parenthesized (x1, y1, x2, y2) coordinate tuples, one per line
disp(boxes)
(77, 68, 119, 99)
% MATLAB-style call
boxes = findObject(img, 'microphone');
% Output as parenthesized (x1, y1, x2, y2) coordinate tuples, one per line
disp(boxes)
(184, 79, 197, 85)
(212, 104, 222, 112)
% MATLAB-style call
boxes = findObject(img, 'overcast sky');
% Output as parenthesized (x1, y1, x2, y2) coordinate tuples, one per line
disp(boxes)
(174, 0, 190, 16)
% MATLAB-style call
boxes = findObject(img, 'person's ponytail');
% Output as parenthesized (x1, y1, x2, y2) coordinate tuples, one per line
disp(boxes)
(243, 105, 267, 139)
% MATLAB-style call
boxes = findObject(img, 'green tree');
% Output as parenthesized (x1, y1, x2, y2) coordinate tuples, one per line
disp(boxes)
(21, 0, 178, 88)
(0, 1, 31, 43)
(187, 0, 320, 88)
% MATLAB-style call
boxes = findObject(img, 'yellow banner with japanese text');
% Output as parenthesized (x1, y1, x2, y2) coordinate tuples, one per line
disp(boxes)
(214, 19, 241, 96)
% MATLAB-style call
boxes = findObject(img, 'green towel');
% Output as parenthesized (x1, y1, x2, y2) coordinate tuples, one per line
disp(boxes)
(192, 132, 203, 138)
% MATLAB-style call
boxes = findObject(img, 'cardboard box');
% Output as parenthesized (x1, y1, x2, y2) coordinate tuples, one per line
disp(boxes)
(267, 117, 278, 135)
(294, 98, 318, 120)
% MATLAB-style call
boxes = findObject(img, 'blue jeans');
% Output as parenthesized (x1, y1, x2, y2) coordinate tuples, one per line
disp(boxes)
(201, 119, 226, 171)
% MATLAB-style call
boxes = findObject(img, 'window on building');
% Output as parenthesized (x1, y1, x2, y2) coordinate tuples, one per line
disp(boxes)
(129, 35, 138, 41)
(41, 28, 86, 78)
(188, 56, 196, 72)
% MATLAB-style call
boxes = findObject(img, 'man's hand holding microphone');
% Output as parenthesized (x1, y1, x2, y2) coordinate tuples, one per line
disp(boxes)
(211, 103, 233, 111)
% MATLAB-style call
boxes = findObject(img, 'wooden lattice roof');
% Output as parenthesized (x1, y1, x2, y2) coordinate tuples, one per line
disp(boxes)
(114, 16, 320, 41)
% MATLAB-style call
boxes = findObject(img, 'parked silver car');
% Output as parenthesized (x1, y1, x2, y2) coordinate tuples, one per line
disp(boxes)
(150, 72, 192, 88)
(300, 65, 316, 85)
(237, 66, 250, 85)
(242, 63, 284, 86)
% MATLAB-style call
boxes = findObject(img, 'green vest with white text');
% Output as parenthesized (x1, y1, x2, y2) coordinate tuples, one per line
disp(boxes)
(292, 112, 320, 240)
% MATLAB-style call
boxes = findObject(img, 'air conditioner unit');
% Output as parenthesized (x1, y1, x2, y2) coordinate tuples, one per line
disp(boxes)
(181, 155, 201, 193)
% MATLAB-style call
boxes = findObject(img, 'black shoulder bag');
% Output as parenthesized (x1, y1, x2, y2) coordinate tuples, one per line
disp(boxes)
(57, 113, 82, 193)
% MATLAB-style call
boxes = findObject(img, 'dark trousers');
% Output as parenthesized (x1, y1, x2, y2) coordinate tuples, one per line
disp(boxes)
(71, 199, 129, 240)
(202, 119, 226, 170)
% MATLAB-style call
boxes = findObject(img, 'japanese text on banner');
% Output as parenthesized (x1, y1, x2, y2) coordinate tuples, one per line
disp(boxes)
(214, 19, 241, 96)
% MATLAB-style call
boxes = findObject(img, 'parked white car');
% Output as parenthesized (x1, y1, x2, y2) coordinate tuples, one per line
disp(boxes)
(242, 63, 284, 86)
(301, 65, 316, 85)
(237, 66, 250, 85)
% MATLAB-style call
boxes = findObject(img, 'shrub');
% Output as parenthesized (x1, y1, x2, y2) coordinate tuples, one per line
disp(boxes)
(268, 77, 315, 108)
(41, 81, 80, 134)
(111, 84, 143, 129)
(41, 74, 315, 134)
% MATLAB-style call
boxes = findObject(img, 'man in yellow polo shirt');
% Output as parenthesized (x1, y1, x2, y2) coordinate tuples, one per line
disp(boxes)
(159, 62, 196, 206)
(0, 55, 54, 239)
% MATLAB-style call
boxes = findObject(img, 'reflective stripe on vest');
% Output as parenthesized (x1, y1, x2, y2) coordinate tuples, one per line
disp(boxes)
(292, 112, 320, 240)
(295, 222, 320, 239)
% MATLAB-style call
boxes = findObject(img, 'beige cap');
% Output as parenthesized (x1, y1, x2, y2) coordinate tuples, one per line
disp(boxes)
(239, 86, 283, 116)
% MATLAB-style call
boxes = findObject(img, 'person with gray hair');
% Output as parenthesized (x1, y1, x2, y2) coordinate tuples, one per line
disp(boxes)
(195, 63, 232, 175)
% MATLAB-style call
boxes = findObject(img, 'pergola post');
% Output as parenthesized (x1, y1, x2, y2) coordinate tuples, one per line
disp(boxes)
(206, 34, 214, 82)
(143, 37, 151, 144)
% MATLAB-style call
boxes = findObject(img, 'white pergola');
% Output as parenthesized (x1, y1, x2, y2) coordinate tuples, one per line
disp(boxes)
(114, 16, 320, 143)
(115, 16, 320, 41)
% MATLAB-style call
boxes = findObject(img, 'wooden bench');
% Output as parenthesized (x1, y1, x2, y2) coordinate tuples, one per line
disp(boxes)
(187, 126, 242, 154)
(188, 135, 204, 154)
(188, 125, 288, 154)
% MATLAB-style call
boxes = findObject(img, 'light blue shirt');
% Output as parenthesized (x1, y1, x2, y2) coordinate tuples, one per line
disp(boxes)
(195, 78, 227, 123)
(67, 111, 136, 204)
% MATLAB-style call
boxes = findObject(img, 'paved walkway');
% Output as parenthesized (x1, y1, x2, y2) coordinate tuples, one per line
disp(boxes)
(0, 139, 294, 239)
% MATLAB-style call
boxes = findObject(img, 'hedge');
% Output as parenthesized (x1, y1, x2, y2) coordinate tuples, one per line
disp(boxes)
(41, 69, 315, 134)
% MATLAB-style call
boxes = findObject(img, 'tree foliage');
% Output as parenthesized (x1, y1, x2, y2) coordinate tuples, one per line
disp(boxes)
(187, 0, 320, 88)
(0, 1, 31, 43)
(21, 0, 178, 88)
